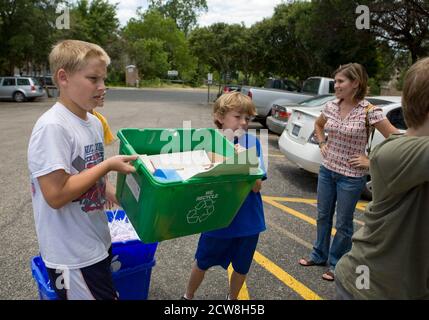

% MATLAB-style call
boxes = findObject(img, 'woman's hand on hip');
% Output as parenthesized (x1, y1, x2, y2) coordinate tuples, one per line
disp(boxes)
(348, 154, 370, 169)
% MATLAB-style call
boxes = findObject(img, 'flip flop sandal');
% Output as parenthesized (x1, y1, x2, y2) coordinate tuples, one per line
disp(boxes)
(322, 270, 335, 281)
(299, 258, 326, 267)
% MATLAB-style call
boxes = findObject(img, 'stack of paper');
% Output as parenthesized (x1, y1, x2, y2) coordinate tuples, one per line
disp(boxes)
(139, 147, 259, 181)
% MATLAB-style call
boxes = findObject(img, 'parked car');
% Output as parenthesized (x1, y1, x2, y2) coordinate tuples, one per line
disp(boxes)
(35, 75, 55, 87)
(216, 84, 241, 98)
(264, 78, 300, 92)
(0, 76, 45, 102)
(241, 76, 335, 127)
(267, 94, 335, 134)
(268, 96, 402, 135)
(278, 97, 404, 199)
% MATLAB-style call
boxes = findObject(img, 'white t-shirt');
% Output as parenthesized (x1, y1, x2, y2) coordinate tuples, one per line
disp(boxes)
(28, 102, 111, 269)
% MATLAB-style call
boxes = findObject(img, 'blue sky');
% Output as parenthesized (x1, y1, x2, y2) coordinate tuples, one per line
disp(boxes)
(109, 0, 285, 27)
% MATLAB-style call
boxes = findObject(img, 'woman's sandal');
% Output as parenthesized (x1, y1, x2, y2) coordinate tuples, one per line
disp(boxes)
(322, 270, 335, 281)
(298, 258, 326, 267)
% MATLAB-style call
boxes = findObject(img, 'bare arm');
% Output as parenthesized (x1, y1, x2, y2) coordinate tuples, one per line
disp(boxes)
(314, 114, 327, 143)
(38, 155, 137, 209)
(105, 177, 119, 209)
(314, 114, 328, 157)
(373, 119, 399, 138)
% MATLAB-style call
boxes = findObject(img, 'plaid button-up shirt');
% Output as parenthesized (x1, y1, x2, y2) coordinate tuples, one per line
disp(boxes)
(321, 99, 386, 177)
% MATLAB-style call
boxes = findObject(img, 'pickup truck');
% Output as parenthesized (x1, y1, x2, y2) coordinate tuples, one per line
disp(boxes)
(241, 77, 335, 126)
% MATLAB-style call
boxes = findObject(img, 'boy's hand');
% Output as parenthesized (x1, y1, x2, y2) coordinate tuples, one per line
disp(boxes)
(252, 179, 262, 193)
(106, 155, 138, 174)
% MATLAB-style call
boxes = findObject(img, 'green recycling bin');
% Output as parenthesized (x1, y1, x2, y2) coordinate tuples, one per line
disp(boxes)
(116, 128, 264, 243)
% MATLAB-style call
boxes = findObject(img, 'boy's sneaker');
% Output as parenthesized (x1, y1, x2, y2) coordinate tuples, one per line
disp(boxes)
(181, 295, 191, 300)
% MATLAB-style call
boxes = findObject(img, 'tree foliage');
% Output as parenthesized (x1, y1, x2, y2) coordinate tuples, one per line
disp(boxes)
(62, 0, 119, 48)
(366, 0, 429, 62)
(1, 0, 427, 87)
(123, 9, 195, 80)
(0, 0, 63, 74)
(148, 0, 208, 36)
(189, 23, 249, 83)
(303, 0, 380, 77)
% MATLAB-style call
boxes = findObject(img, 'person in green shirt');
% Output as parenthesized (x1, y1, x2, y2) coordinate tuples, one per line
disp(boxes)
(335, 57, 429, 299)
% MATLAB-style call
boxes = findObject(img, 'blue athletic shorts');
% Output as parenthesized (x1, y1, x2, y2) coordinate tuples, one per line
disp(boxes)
(195, 233, 259, 275)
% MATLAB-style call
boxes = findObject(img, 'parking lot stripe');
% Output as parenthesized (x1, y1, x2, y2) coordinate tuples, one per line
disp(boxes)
(263, 196, 317, 204)
(253, 251, 323, 300)
(228, 265, 250, 300)
(356, 202, 368, 211)
(263, 197, 337, 236)
(264, 196, 365, 228)
(267, 221, 313, 250)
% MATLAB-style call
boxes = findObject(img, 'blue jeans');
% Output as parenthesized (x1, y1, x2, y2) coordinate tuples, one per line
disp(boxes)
(310, 166, 366, 270)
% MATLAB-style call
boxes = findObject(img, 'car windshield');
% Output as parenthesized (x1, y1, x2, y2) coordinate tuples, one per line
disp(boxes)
(300, 95, 334, 107)
(31, 78, 40, 85)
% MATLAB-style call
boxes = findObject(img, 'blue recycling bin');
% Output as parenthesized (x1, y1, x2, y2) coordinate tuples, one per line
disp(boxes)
(31, 210, 158, 300)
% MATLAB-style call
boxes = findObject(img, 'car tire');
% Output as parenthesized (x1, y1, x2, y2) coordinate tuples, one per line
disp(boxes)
(13, 91, 26, 102)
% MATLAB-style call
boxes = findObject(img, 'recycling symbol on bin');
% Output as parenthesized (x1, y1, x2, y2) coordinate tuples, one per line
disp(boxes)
(187, 198, 215, 224)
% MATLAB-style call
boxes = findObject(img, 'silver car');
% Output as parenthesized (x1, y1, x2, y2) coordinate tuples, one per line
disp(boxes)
(0, 76, 45, 102)
(266, 95, 335, 135)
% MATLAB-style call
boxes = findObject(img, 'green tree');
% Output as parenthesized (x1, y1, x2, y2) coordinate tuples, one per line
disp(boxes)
(148, 0, 208, 36)
(123, 9, 195, 80)
(366, 0, 429, 63)
(0, 0, 63, 74)
(189, 23, 248, 84)
(61, 0, 119, 47)
(133, 39, 170, 79)
(249, 2, 318, 82)
(301, 0, 380, 77)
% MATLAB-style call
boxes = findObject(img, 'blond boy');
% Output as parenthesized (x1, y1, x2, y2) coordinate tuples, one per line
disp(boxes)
(183, 92, 266, 300)
(28, 40, 137, 300)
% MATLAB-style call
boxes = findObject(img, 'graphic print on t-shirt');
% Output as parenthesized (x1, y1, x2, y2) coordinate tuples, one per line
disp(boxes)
(72, 142, 106, 212)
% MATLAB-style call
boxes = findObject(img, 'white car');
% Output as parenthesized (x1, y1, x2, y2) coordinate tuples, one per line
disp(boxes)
(278, 97, 405, 198)
(266, 96, 400, 136)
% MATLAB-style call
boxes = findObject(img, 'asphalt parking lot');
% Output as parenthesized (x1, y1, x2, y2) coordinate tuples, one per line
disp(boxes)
(0, 87, 369, 300)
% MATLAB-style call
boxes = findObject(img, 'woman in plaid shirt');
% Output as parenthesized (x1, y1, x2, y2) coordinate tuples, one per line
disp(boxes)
(298, 63, 398, 281)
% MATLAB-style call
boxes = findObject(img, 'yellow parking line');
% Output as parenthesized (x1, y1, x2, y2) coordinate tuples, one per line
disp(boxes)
(253, 251, 322, 300)
(263, 196, 317, 205)
(263, 197, 337, 236)
(356, 202, 369, 212)
(227, 265, 250, 300)
(267, 221, 313, 250)
(264, 196, 365, 227)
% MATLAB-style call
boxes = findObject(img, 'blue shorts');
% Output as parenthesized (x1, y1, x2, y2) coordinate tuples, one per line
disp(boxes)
(195, 233, 259, 275)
